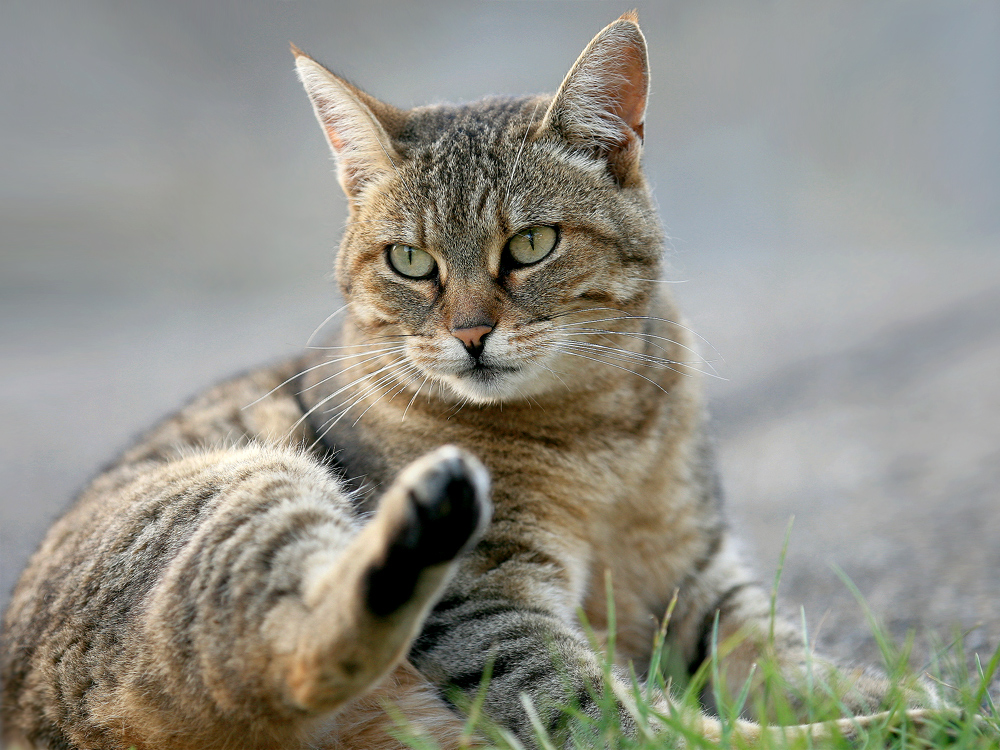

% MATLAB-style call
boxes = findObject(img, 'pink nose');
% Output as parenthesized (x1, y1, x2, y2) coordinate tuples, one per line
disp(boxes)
(452, 325, 493, 351)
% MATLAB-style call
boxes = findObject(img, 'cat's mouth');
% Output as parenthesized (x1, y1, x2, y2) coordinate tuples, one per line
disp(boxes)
(457, 359, 524, 391)
(428, 356, 532, 404)
(465, 361, 522, 378)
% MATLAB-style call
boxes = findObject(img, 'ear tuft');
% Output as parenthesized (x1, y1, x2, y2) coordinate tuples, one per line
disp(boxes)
(541, 15, 649, 185)
(294, 52, 403, 204)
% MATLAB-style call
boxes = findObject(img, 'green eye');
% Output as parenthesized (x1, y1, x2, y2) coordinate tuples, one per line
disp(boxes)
(387, 244, 436, 279)
(507, 225, 558, 266)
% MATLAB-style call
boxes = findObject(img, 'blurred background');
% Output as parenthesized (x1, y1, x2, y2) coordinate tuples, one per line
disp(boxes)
(2, 0, 999, 678)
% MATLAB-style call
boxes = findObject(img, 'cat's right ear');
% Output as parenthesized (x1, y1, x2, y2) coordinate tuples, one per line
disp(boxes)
(540, 12, 649, 187)
(293, 46, 404, 205)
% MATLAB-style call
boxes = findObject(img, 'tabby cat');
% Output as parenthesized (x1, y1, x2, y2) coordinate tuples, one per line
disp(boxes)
(2, 13, 943, 750)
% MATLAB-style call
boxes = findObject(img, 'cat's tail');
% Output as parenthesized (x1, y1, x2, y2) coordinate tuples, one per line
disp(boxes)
(689, 707, 975, 747)
(616, 683, 974, 747)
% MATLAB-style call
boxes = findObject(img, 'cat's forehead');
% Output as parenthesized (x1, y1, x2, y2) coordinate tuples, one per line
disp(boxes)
(399, 97, 541, 157)
(399, 98, 549, 197)
(385, 97, 554, 258)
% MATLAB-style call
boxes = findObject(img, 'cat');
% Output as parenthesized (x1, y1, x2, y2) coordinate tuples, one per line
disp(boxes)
(2, 12, 948, 750)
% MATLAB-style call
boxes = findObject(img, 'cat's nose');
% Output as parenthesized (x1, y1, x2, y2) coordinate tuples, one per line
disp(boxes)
(452, 325, 493, 358)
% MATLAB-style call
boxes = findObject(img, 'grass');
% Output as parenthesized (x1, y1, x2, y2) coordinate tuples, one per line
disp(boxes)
(390, 541, 1000, 750)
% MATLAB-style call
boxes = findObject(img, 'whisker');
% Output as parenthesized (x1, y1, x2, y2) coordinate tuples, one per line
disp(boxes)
(305, 302, 350, 348)
(351, 365, 420, 427)
(556, 328, 721, 378)
(298, 347, 408, 394)
(290, 356, 408, 437)
(556, 339, 717, 378)
(559, 326, 682, 355)
(242, 345, 405, 410)
(557, 348, 669, 395)
(381, 365, 424, 406)
(309, 365, 411, 447)
(546, 306, 630, 322)
(402, 375, 430, 422)
(556, 340, 699, 379)
(505, 100, 542, 205)
(532, 360, 570, 393)
(306, 336, 412, 351)
(325, 364, 409, 420)
(551, 306, 725, 364)
(512, 381, 544, 411)
(310, 345, 409, 362)
(444, 395, 470, 420)
(303, 375, 393, 443)
(557, 339, 685, 366)
(369, 332, 425, 341)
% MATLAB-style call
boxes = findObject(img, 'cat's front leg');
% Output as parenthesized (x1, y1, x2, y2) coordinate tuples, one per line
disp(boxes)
(406, 511, 701, 747)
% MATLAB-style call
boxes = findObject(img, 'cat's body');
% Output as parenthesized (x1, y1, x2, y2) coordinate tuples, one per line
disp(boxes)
(2, 14, 942, 750)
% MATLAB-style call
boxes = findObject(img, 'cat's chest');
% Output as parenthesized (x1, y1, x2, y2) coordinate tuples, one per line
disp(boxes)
(304, 366, 705, 547)
(325, 400, 675, 523)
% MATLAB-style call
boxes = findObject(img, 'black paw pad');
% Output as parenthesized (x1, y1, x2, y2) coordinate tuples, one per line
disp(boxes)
(406, 456, 487, 565)
(365, 451, 490, 617)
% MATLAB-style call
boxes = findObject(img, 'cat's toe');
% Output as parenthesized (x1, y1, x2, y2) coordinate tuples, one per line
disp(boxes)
(404, 446, 492, 565)
(365, 447, 491, 617)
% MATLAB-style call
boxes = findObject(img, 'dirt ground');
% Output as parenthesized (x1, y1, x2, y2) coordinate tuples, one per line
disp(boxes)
(691, 250, 1000, 677)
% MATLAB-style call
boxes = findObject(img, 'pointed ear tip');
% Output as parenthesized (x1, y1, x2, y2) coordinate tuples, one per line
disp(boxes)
(602, 11, 645, 47)
(290, 43, 320, 67)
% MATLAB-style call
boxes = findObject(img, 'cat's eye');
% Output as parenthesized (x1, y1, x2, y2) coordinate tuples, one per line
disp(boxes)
(387, 244, 436, 279)
(506, 225, 558, 266)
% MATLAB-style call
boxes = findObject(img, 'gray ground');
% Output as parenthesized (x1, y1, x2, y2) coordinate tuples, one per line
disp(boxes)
(3, 0, 999, 695)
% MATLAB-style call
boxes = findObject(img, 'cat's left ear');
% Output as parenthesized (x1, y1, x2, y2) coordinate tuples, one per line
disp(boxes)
(541, 12, 649, 186)
(293, 46, 405, 206)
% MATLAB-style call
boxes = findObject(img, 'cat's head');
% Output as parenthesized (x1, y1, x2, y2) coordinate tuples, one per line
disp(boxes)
(296, 14, 671, 406)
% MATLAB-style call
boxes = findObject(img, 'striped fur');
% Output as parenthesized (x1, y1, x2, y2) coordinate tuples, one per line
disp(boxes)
(2, 14, 943, 750)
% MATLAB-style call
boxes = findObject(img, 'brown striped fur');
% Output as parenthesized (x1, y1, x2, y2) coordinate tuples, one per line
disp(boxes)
(3, 14, 945, 750)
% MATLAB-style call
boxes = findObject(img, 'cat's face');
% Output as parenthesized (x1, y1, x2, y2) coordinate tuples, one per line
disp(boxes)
(297, 15, 666, 405)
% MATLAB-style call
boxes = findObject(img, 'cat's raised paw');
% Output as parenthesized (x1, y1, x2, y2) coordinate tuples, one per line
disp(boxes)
(403, 446, 492, 564)
(365, 447, 491, 617)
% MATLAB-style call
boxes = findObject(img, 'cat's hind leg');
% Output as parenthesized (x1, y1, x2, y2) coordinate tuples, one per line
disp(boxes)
(141, 444, 491, 748)
(2, 443, 489, 750)
(285, 445, 492, 711)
